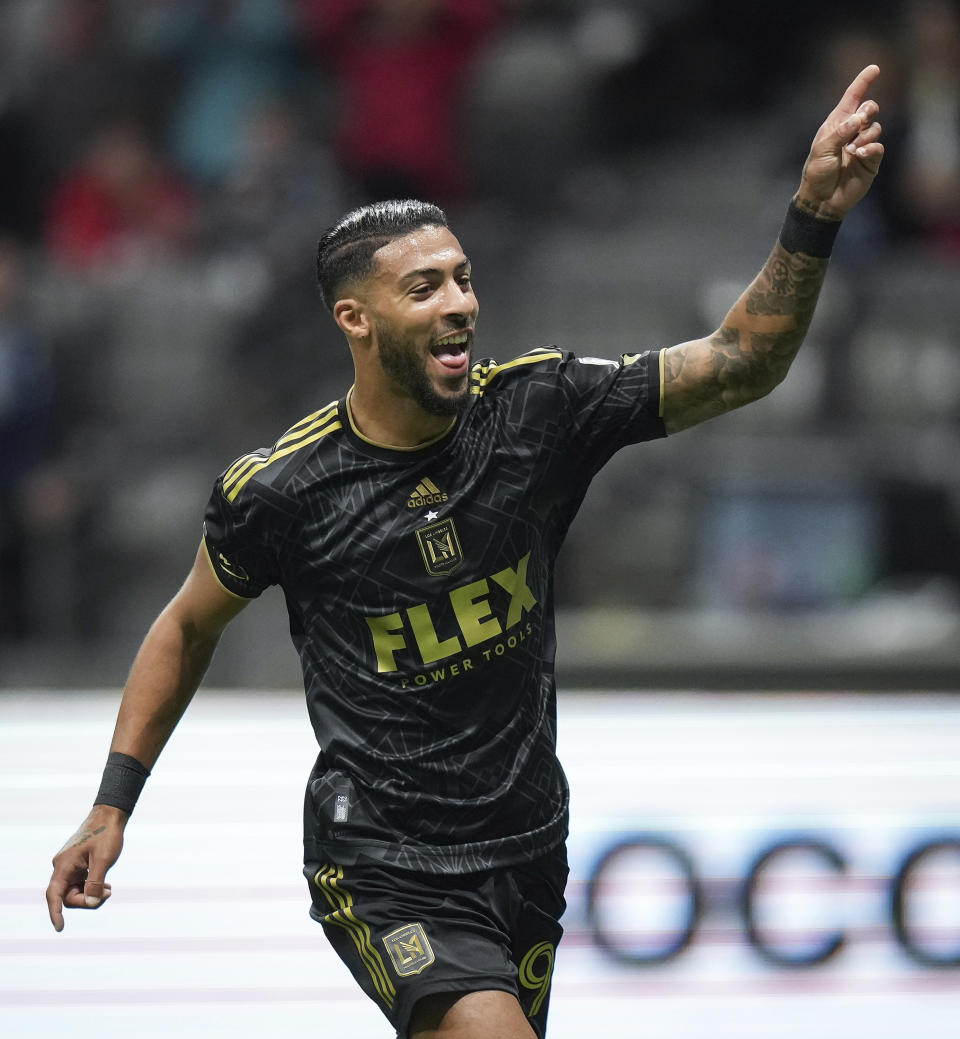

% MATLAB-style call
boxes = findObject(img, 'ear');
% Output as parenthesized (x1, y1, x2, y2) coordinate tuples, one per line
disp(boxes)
(333, 297, 370, 340)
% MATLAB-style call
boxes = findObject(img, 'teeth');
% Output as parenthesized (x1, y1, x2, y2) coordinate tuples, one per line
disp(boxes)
(437, 333, 468, 347)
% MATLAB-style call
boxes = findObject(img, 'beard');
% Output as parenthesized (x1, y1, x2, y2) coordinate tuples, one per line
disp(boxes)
(376, 320, 471, 418)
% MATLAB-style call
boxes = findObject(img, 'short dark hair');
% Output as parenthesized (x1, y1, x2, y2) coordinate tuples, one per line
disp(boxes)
(315, 199, 448, 312)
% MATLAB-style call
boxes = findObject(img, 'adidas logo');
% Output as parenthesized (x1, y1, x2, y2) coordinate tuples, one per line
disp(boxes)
(408, 478, 449, 509)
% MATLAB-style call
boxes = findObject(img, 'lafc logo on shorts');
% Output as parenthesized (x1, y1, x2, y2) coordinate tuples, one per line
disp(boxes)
(408, 477, 448, 509)
(383, 922, 435, 977)
(416, 517, 463, 576)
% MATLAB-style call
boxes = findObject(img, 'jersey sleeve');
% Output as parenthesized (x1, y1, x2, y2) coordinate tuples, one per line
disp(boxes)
(552, 348, 665, 475)
(474, 346, 666, 502)
(202, 466, 280, 600)
(565, 347, 663, 431)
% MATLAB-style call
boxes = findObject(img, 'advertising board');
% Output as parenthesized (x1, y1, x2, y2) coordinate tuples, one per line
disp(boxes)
(2, 690, 958, 1038)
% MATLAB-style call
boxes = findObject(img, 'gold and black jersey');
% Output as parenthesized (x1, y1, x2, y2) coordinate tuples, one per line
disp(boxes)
(203, 347, 666, 874)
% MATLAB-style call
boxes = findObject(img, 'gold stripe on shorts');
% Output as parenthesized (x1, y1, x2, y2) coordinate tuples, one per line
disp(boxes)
(314, 864, 397, 1009)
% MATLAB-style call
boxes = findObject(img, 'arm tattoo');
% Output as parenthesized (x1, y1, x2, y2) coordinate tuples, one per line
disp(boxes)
(663, 242, 829, 432)
(745, 248, 827, 323)
(75, 825, 107, 846)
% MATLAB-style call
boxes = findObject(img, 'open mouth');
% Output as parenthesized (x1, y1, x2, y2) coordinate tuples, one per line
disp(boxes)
(431, 331, 471, 370)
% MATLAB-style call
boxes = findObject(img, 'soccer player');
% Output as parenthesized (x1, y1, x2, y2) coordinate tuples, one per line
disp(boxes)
(46, 66, 884, 1038)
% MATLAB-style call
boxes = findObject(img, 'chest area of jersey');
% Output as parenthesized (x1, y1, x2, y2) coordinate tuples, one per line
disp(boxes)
(284, 449, 548, 680)
(292, 447, 545, 597)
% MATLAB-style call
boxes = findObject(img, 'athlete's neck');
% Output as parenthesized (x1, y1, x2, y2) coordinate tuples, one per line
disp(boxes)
(346, 387, 457, 451)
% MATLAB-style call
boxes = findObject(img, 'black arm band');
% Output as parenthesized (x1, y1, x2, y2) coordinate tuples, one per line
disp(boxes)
(93, 752, 151, 814)
(778, 200, 841, 258)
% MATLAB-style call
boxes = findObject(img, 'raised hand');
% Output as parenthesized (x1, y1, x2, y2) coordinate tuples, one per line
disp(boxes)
(796, 64, 884, 220)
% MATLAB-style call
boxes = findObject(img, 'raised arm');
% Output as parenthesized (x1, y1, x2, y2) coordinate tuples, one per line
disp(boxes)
(45, 544, 250, 931)
(661, 64, 885, 434)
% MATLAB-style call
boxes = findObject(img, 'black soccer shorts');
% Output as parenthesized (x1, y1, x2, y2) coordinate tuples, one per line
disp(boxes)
(304, 844, 568, 1038)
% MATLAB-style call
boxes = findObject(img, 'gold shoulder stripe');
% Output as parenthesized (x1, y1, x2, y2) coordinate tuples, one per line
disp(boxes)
(222, 453, 266, 496)
(314, 865, 396, 1008)
(286, 400, 339, 434)
(274, 401, 339, 449)
(223, 451, 261, 487)
(225, 417, 341, 502)
(470, 351, 563, 396)
(221, 402, 339, 492)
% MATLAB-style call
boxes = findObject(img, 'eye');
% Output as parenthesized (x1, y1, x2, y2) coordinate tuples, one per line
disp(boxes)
(409, 284, 433, 298)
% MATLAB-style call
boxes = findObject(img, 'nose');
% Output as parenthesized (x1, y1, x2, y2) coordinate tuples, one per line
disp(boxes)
(444, 281, 477, 326)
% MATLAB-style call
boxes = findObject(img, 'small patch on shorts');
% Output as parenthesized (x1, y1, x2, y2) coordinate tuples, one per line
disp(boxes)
(334, 794, 350, 823)
(383, 922, 436, 977)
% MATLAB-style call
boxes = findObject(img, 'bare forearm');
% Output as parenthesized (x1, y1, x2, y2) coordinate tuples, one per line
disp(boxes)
(109, 606, 221, 769)
(715, 240, 828, 398)
(47, 546, 247, 931)
(662, 240, 830, 432)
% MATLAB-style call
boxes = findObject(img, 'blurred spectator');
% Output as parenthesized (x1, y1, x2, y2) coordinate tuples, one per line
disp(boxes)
(210, 94, 344, 270)
(804, 1, 960, 261)
(0, 94, 40, 242)
(20, 0, 144, 199)
(205, 93, 348, 441)
(792, 21, 904, 264)
(298, 0, 504, 204)
(136, 0, 299, 185)
(0, 3, 40, 239)
(0, 238, 57, 638)
(465, 10, 598, 214)
(45, 116, 198, 274)
(897, 0, 960, 258)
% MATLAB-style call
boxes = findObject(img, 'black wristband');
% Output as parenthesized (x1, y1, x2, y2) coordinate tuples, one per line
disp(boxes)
(778, 200, 841, 258)
(94, 751, 151, 815)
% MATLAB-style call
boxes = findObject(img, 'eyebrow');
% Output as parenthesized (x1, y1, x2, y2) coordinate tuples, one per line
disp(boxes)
(399, 257, 472, 283)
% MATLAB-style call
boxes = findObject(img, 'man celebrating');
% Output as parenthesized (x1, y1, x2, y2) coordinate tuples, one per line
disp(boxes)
(47, 67, 883, 1039)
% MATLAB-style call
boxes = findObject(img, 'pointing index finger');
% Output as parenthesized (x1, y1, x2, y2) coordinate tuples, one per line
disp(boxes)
(46, 879, 66, 932)
(838, 64, 881, 116)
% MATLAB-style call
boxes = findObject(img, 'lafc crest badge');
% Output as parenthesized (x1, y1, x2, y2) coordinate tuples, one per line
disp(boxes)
(416, 517, 463, 576)
(383, 922, 436, 977)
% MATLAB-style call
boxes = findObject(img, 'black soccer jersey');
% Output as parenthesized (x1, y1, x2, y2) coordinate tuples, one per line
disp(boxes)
(203, 348, 666, 874)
